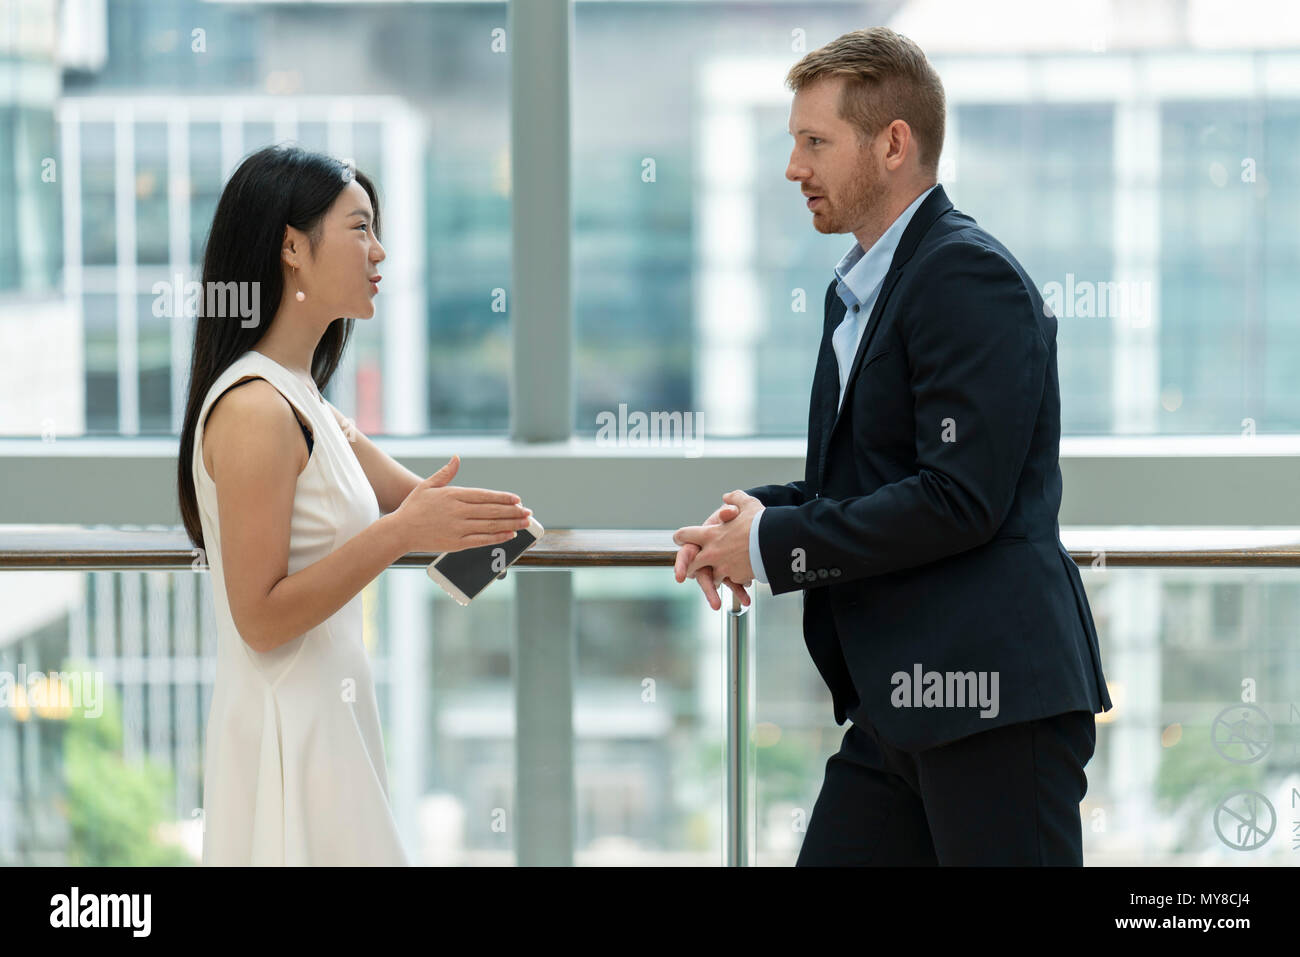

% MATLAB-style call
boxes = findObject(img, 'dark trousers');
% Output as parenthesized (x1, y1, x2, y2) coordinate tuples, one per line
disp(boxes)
(796, 709, 1096, 866)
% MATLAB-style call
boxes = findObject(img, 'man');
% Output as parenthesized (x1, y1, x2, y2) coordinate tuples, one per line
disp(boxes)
(673, 27, 1112, 865)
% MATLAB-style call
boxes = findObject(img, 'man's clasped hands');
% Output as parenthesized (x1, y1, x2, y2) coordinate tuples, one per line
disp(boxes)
(671, 490, 766, 611)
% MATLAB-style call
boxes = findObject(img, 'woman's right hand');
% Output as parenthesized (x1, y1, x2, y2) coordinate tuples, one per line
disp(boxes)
(393, 455, 532, 554)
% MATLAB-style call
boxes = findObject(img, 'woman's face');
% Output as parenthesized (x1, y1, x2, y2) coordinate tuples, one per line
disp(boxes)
(294, 179, 385, 319)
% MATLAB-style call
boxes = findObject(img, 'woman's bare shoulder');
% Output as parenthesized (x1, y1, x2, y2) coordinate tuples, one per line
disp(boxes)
(202, 377, 309, 481)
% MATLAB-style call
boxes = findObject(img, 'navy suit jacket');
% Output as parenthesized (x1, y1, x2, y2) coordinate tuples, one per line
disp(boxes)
(746, 184, 1113, 751)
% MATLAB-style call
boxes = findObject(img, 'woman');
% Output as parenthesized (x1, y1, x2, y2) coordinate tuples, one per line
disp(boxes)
(177, 144, 532, 865)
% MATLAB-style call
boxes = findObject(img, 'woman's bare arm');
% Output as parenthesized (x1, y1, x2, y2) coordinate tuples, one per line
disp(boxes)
(324, 400, 420, 514)
(204, 380, 411, 653)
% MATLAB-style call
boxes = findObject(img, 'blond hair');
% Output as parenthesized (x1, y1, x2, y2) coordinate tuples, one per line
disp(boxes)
(786, 27, 946, 176)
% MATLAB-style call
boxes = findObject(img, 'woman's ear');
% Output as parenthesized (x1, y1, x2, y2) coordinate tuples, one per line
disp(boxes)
(281, 225, 308, 268)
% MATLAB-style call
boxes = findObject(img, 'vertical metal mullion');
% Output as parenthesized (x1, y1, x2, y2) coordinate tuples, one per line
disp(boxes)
(113, 110, 139, 434)
(0, 643, 15, 863)
(724, 590, 753, 865)
(508, 0, 577, 867)
(386, 571, 429, 858)
(173, 570, 199, 821)
(380, 108, 427, 434)
(1111, 69, 1160, 434)
(121, 571, 144, 764)
(20, 638, 39, 858)
(167, 104, 191, 435)
(219, 104, 244, 188)
(513, 570, 575, 866)
(59, 105, 85, 438)
(509, 0, 572, 442)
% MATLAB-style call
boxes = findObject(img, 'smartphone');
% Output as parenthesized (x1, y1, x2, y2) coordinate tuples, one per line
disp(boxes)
(425, 516, 545, 605)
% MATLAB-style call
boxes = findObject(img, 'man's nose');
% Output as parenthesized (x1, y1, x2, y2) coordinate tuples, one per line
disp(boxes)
(786, 154, 808, 182)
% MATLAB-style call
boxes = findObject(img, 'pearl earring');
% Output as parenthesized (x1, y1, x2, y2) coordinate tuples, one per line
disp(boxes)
(293, 264, 305, 302)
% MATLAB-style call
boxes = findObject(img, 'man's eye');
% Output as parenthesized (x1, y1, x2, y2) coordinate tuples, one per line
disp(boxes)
(809, 137, 822, 146)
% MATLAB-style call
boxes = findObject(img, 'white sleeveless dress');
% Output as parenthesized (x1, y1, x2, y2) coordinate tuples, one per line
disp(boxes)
(191, 349, 409, 866)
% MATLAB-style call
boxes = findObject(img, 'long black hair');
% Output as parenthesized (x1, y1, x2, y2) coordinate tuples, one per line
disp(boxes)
(177, 144, 383, 550)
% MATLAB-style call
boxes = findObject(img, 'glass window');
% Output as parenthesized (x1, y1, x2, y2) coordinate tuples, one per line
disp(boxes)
(571, 3, 1300, 438)
(3, 0, 509, 438)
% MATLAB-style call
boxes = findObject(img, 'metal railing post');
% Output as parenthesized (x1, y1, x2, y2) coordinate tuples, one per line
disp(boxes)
(724, 588, 751, 866)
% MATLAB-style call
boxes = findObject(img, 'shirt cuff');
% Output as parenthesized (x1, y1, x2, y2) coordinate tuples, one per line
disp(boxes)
(748, 509, 768, 585)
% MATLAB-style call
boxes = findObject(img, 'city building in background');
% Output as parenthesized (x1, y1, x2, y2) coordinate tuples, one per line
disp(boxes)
(2, 0, 1298, 865)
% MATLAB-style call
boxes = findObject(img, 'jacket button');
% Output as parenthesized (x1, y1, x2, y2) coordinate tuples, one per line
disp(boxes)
(830, 568, 841, 577)
(792, 572, 804, 583)
(817, 568, 828, 579)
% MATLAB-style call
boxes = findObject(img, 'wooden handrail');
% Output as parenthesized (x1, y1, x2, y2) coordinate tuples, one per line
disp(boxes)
(1, 525, 1300, 569)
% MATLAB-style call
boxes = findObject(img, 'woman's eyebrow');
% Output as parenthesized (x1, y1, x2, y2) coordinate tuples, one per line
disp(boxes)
(347, 208, 373, 221)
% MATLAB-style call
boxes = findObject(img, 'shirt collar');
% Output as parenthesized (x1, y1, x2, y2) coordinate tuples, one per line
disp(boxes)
(834, 184, 938, 312)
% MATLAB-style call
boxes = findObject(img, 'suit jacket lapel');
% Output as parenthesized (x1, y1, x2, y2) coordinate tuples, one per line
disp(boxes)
(817, 185, 955, 488)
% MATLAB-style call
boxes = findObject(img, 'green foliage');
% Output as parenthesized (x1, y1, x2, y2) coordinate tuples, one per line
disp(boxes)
(60, 667, 193, 866)
(755, 733, 821, 804)
(1155, 721, 1264, 853)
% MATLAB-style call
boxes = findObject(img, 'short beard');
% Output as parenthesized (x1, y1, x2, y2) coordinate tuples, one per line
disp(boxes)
(823, 158, 885, 236)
